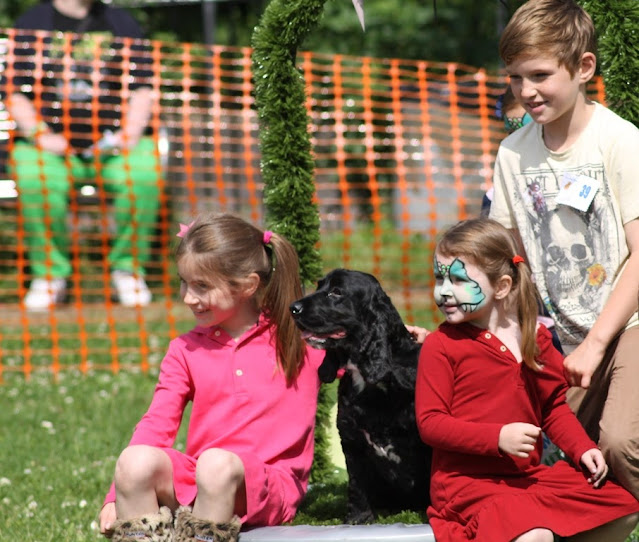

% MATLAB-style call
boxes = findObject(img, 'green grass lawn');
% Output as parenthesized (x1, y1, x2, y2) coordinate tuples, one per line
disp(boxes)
(0, 371, 159, 541)
(0, 371, 426, 542)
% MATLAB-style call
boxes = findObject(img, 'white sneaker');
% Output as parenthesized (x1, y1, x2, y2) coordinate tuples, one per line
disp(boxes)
(24, 278, 67, 311)
(111, 270, 152, 307)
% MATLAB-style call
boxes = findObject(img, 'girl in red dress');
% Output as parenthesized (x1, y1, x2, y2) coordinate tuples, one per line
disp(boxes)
(415, 218, 639, 542)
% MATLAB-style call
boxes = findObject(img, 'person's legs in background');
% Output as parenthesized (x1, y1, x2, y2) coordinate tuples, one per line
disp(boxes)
(11, 141, 84, 310)
(102, 137, 161, 307)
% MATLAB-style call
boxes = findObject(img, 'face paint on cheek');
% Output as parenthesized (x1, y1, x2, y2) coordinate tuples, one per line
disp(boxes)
(459, 283, 487, 312)
(449, 259, 486, 312)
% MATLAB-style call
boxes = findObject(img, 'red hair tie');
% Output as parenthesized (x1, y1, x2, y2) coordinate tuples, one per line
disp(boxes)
(512, 255, 525, 265)
(263, 230, 273, 245)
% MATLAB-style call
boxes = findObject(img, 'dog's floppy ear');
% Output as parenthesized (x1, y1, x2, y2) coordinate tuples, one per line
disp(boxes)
(361, 277, 419, 388)
(356, 279, 398, 383)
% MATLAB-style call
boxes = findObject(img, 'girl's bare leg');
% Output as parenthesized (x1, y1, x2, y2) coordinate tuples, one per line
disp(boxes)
(114, 444, 178, 519)
(512, 528, 554, 542)
(192, 448, 246, 523)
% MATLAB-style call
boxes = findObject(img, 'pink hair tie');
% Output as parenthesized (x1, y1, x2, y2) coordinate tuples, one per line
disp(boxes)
(512, 254, 525, 265)
(176, 221, 194, 239)
(263, 230, 273, 245)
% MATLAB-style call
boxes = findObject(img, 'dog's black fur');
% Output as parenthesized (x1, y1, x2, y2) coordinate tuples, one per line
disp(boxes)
(290, 269, 431, 524)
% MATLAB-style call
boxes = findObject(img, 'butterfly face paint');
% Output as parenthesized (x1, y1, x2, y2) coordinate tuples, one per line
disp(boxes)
(433, 255, 488, 317)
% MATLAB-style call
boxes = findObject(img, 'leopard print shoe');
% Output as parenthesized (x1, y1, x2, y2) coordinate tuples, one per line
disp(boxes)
(111, 506, 174, 541)
(173, 506, 241, 542)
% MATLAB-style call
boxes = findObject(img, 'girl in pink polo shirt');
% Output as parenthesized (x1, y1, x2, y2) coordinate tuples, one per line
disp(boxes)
(99, 212, 325, 542)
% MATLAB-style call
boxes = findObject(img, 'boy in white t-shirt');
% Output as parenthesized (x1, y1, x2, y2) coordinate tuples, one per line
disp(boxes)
(490, 0, 639, 499)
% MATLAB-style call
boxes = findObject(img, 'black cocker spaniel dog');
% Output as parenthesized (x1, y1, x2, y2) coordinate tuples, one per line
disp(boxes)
(290, 268, 431, 524)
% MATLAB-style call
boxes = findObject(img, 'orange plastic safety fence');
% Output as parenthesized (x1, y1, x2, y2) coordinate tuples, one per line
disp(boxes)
(0, 30, 606, 379)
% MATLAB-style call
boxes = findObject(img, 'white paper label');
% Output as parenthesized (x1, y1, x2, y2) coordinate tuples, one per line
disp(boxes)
(555, 172, 599, 212)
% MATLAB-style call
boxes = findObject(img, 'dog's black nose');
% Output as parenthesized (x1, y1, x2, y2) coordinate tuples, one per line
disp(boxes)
(290, 301, 303, 315)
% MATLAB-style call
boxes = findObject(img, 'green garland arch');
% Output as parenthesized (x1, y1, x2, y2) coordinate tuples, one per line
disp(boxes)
(251, 0, 332, 482)
(251, 0, 326, 286)
(579, 0, 639, 126)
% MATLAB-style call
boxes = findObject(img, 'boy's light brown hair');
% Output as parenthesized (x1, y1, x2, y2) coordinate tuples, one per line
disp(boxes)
(499, 0, 597, 76)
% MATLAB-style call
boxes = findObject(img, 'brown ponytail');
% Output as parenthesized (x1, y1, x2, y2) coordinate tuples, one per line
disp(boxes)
(260, 232, 305, 384)
(513, 256, 542, 370)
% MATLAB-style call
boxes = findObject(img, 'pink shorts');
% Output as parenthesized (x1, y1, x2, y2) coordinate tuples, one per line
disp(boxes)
(162, 447, 302, 526)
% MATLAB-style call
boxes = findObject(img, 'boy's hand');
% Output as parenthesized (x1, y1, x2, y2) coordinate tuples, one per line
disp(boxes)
(498, 422, 541, 458)
(563, 337, 605, 388)
(580, 448, 608, 488)
(99, 502, 117, 538)
(405, 324, 430, 343)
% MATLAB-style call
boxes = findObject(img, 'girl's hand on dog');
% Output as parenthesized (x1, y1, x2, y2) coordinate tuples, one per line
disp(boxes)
(406, 325, 431, 343)
(498, 422, 541, 458)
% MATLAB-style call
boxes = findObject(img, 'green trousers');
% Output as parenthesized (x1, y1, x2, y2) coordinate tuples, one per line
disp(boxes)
(10, 137, 161, 278)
